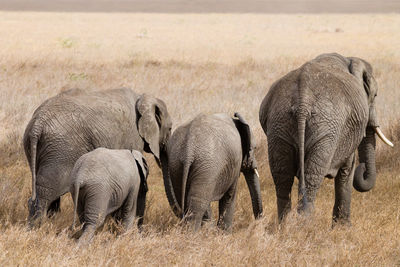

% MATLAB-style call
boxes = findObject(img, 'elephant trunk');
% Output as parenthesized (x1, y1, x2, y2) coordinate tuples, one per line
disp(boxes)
(243, 169, 263, 219)
(160, 149, 183, 218)
(353, 127, 376, 192)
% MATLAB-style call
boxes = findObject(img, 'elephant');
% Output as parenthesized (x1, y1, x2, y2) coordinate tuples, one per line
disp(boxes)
(23, 88, 172, 227)
(259, 53, 394, 225)
(161, 112, 263, 231)
(70, 148, 148, 243)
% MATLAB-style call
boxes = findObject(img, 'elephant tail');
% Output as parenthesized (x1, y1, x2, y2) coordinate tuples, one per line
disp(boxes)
(297, 113, 307, 206)
(28, 133, 40, 202)
(180, 163, 190, 219)
(72, 181, 80, 230)
(23, 118, 44, 203)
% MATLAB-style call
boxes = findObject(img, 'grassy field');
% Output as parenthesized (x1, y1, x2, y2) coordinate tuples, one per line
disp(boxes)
(0, 12, 399, 266)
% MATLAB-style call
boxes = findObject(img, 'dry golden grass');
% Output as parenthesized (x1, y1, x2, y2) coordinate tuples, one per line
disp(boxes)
(0, 12, 399, 266)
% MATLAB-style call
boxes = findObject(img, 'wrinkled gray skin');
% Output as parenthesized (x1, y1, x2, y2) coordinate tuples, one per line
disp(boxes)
(70, 148, 148, 244)
(161, 113, 263, 231)
(23, 88, 172, 227)
(259, 53, 389, 225)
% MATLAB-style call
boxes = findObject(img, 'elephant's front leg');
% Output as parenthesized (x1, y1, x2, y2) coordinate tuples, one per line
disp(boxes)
(217, 181, 238, 232)
(332, 154, 356, 227)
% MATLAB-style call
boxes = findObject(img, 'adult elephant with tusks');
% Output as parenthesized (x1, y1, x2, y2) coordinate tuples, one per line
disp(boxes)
(259, 53, 394, 226)
(161, 113, 263, 231)
(23, 88, 172, 227)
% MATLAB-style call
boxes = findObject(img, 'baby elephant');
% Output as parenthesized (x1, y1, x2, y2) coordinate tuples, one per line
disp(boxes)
(161, 113, 263, 231)
(70, 148, 148, 243)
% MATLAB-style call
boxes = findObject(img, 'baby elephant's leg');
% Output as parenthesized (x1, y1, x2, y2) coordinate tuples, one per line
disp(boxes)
(77, 191, 108, 244)
(119, 188, 139, 232)
(217, 181, 238, 232)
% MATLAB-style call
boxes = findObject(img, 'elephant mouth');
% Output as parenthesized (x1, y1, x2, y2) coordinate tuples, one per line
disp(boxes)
(374, 127, 394, 147)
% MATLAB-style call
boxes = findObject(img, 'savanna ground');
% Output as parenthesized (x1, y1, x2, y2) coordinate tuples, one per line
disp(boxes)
(0, 12, 399, 266)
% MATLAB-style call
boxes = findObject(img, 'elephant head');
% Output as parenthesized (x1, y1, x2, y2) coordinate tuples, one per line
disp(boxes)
(349, 58, 394, 192)
(136, 94, 172, 164)
(233, 112, 263, 219)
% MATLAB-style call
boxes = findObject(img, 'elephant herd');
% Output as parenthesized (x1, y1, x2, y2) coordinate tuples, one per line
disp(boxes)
(22, 53, 394, 243)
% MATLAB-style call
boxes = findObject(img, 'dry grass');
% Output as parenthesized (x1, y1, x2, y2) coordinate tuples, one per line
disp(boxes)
(0, 12, 399, 266)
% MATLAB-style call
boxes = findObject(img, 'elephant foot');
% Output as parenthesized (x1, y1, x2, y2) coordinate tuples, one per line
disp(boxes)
(332, 215, 352, 228)
(77, 224, 96, 245)
(297, 198, 314, 216)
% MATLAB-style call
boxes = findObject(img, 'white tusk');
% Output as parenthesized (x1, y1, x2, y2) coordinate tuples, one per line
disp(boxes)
(254, 169, 260, 178)
(374, 127, 394, 147)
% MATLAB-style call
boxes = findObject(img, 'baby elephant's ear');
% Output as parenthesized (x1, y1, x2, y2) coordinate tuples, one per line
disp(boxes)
(131, 150, 149, 192)
(233, 112, 251, 158)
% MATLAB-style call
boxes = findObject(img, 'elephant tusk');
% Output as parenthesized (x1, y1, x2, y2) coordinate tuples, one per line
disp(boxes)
(374, 127, 394, 147)
(254, 169, 260, 178)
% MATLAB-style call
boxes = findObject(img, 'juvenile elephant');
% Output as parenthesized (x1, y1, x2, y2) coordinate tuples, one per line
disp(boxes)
(259, 53, 393, 225)
(70, 148, 148, 243)
(161, 113, 263, 231)
(23, 88, 172, 226)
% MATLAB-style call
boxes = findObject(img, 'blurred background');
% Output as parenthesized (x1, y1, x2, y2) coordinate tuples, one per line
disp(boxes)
(1, 0, 400, 13)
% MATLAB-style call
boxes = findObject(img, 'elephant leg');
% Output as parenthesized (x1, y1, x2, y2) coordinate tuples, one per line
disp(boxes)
(268, 140, 296, 222)
(298, 140, 335, 215)
(81, 190, 108, 237)
(27, 197, 48, 228)
(217, 181, 238, 232)
(332, 154, 356, 227)
(78, 223, 96, 245)
(119, 189, 138, 232)
(47, 197, 61, 217)
(136, 188, 147, 230)
(185, 195, 210, 231)
(298, 172, 325, 215)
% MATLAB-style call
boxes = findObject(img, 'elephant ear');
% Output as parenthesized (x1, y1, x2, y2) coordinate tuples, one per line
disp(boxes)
(349, 58, 374, 99)
(131, 150, 149, 193)
(136, 94, 161, 162)
(233, 112, 252, 164)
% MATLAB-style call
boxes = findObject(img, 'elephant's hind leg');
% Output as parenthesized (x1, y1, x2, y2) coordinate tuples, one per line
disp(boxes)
(184, 196, 210, 231)
(332, 154, 356, 227)
(78, 223, 96, 245)
(268, 140, 296, 222)
(299, 139, 336, 215)
(217, 181, 238, 232)
(119, 189, 138, 232)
